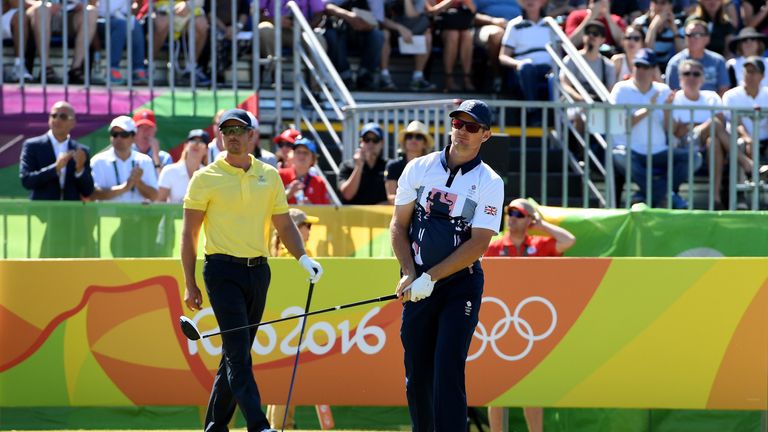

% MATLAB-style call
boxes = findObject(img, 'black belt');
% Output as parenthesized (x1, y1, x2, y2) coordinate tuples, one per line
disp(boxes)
(206, 254, 267, 267)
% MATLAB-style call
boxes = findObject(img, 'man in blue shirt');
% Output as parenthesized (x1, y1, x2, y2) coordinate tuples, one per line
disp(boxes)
(665, 19, 729, 95)
(390, 99, 505, 431)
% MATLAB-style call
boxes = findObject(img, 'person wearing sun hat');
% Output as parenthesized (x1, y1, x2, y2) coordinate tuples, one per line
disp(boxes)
(726, 27, 768, 88)
(384, 121, 434, 204)
(483, 199, 575, 432)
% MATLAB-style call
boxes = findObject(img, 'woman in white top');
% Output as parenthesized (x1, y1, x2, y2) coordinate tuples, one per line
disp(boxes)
(671, 59, 732, 209)
(726, 27, 768, 88)
(156, 129, 208, 203)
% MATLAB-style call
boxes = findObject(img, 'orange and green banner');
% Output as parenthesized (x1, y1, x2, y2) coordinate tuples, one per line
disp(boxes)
(1, 258, 765, 410)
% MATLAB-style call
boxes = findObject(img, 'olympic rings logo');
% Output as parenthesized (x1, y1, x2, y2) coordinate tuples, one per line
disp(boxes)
(467, 296, 557, 362)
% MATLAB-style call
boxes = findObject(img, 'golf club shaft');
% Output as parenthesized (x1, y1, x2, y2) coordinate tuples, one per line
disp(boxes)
(201, 293, 400, 339)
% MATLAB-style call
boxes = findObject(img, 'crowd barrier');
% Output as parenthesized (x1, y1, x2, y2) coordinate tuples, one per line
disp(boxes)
(1, 258, 765, 411)
(1, 200, 767, 259)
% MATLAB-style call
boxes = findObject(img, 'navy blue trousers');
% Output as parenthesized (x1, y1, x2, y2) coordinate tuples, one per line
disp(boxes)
(400, 270, 484, 431)
(202, 258, 271, 432)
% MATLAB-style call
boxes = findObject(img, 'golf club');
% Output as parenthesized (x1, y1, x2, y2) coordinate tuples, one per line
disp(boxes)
(282, 279, 315, 431)
(179, 293, 400, 341)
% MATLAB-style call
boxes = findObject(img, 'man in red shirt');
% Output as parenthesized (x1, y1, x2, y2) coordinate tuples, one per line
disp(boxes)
(278, 137, 330, 205)
(484, 198, 576, 432)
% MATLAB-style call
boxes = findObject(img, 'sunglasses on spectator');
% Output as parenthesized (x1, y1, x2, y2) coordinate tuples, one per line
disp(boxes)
(188, 137, 206, 144)
(110, 130, 133, 138)
(625, 35, 643, 42)
(685, 32, 708, 39)
(507, 208, 527, 219)
(585, 30, 605, 37)
(362, 136, 381, 144)
(220, 125, 250, 136)
(405, 133, 425, 141)
(277, 141, 294, 148)
(451, 119, 485, 133)
(681, 70, 702, 77)
(635, 63, 654, 70)
(50, 112, 73, 120)
(299, 223, 312, 230)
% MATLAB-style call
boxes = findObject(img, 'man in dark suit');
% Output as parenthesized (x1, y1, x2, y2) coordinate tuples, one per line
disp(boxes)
(19, 101, 95, 200)
(19, 101, 97, 257)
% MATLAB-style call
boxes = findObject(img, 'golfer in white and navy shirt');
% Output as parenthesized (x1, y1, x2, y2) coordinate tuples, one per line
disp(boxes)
(390, 99, 504, 431)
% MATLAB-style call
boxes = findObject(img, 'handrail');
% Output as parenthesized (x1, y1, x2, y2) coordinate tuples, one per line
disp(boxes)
(288, 1, 356, 109)
(544, 16, 613, 104)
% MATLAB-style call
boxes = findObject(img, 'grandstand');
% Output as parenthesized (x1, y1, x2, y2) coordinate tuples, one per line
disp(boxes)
(0, 0, 767, 431)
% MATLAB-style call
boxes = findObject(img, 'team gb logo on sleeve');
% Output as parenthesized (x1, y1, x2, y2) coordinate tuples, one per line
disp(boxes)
(484, 205, 497, 216)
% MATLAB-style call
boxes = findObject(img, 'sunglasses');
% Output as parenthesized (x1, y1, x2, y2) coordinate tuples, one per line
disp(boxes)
(451, 119, 485, 133)
(277, 141, 294, 148)
(188, 137, 206, 144)
(299, 223, 312, 230)
(585, 30, 605, 37)
(220, 125, 250, 136)
(625, 35, 643, 42)
(404, 133, 425, 141)
(685, 32, 708, 39)
(50, 112, 73, 120)
(681, 70, 702, 77)
(110, 130, 133, 138)
(635, 63, 654, 70)
(362, 136, 381, 144)
(507, 208, 527, 219)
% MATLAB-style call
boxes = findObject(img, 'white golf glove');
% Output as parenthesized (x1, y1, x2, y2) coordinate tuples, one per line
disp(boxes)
(298, 254, 323, 284)
(408, 273, 435, 302)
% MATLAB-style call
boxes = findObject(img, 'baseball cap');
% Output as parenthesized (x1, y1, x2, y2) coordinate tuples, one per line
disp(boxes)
(187, 129, 210, 142)
(293, 137, 318, 154)
(633, 48, 658, 67)
(109, 115, 137, 134)
(744, 56, 766, 75)
(584, 20, 606, 35)
(289, 208, 319, 225)
(360, 122, 384, 139)
(273, 128, 301, 145)
(507, 198, 535, 217)
(217, 109, 253, 129)
(246, 111, 259, 129)
(450, 99, 492, 129)
(133, 108, 156, 128)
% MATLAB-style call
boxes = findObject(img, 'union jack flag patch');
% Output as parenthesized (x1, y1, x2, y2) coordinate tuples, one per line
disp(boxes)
(484, 205, 497, 216)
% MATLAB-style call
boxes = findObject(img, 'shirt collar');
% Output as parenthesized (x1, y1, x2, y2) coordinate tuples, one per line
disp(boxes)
(215, 154, 260, 176)
(47, 130, 70, 147)
(439, 145, 482, 174)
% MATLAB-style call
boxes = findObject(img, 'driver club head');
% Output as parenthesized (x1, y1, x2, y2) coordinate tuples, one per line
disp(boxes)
(179, 316, 202, 340)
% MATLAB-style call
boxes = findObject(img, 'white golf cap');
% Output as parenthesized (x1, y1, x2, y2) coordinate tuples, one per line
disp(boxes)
(109, 115, 137, 134)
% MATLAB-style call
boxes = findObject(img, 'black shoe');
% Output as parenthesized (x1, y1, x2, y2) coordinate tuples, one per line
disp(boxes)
(44, 67, 61, 84)
(68, 66, 85, 84)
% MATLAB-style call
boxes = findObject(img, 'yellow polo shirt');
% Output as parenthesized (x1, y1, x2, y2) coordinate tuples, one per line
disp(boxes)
(184, 155, 289, 257)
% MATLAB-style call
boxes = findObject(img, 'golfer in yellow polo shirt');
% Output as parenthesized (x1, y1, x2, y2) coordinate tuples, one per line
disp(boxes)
(181, 108, 323, 432)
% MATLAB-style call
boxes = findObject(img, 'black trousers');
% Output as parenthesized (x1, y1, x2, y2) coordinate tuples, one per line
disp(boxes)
(202, 258, 271, 432)
(400, 270, 484, 431)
